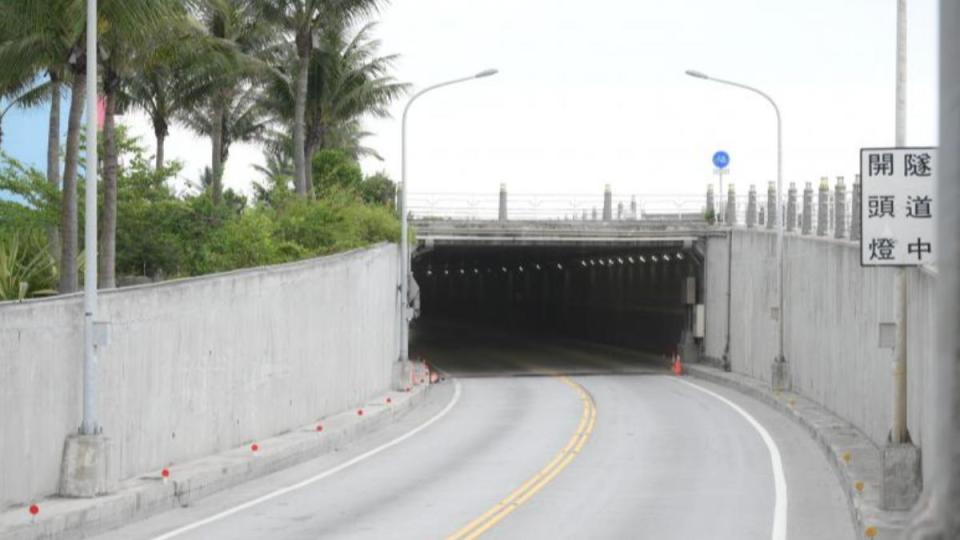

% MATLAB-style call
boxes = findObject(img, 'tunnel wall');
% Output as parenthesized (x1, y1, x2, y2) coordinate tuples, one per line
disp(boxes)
(704, 230, 936, 467)
(417, 253, 693, 354)
(0, 244, 400, 509)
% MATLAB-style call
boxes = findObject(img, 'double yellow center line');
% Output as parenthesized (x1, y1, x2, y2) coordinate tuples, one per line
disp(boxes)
(446, 375, 597, 540)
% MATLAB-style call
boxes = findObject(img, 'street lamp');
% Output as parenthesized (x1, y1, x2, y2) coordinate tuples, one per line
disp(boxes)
(398, 69, 498, 363)
(82, 0, 100, 435)
(686, 69, 788, 387)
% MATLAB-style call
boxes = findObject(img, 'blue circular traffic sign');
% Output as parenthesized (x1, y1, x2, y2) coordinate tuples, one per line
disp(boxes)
(712, 150, 730, 169)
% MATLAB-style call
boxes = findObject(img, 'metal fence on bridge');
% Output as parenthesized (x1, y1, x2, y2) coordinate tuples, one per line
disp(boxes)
(408, 191, 705, 221)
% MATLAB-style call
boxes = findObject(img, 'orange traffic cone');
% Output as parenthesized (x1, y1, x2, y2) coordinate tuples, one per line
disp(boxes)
(672, 353, 684, 375)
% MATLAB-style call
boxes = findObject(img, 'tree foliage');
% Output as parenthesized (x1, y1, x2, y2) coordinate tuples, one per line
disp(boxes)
(0, 0, 405, 295)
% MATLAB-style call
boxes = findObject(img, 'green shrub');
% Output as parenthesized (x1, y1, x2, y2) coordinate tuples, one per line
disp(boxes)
(0, 231, 57, 301)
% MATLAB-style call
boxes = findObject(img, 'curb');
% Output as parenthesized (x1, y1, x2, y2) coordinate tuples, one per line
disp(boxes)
(0, 381, 432, 540)
(685, 364, 911, 540)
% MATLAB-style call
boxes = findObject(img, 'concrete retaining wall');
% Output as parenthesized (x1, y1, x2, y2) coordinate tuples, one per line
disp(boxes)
(0, 244, 400, 509)
(704, 230, 935, 482)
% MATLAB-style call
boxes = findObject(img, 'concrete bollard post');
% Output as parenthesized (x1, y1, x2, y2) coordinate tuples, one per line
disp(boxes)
(817, 177, 829, 237)
(602, 184, 612, 221)
(498, 183, 508, 221)
(617, 201, 624, 220)
(802, 182, 813, 235)
(706, 185, 716, 223)
(850, 174, 861, 241)
(787, 182, 798, 233)
(746, 185, 757, 228)
(834, 176, 847, 239)
(592, 207, 598, 221)
(630, 195, 638, 220)
(725, 185, 737, 226)
(758, 207, 765, 226)
(766, 181, 777, 230)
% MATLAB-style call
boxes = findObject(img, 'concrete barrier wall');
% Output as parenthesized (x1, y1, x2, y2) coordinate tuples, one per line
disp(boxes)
(0, 244, 400, 509)
(704, 230, 935, 468)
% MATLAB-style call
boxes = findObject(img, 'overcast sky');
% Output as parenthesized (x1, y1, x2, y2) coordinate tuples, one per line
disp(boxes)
(4, 0, 940, 202)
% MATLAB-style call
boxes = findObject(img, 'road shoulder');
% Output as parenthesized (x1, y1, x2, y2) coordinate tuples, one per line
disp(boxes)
(0, 378, 434, 540)
(686, 363, 911, 540)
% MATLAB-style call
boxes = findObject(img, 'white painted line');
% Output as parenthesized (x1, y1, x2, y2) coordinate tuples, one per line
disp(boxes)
(675, 378, 788, 540)
(152, 381, 463, 540)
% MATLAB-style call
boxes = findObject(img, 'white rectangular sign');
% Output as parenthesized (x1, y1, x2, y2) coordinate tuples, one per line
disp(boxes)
(860, 147, 937, 266)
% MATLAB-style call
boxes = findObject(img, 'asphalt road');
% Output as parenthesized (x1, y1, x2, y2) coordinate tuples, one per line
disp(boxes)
(96, 326, 855, 540)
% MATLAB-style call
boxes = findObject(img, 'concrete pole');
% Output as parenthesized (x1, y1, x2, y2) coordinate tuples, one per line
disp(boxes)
(851, 175, 862, 241)
(834, 177, 847, 239)
(592, 207, 597, 220)
(602, 184, 612, 221)
(630, 195, 638, 220)
(581, 210, 588, 220)
(617, 201, 624, 220)
(706, 185, 716, 223)
(725, 185, 737, 226)
(892, 0, 909, 446)
(882, 0, 921, 513)
(498, 183, 508, 221)
(746, 185, 757, 228)
(766, 181, 777, 230)
(907, 3, 960, 534)
(82, 0, 99, 436)
(802, 182, 813, 235)
(787, 182, 798, 233)
(816, 177, 829, 236)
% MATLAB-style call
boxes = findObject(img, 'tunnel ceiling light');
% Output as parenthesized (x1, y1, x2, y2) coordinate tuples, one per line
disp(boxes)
(651, 256, 659, 262)
(663, 254, 671, 261)
(581, 261, 588, 267)
(426, 270, 433, 276)
(590, 260, 596, 266)
(607, 258, 614, 265)
(557, 263, 563, 270)
(460, 268, 465, 274)
(474, 268, 479, 274)
(535, 264, 541, 270)
(639, 256, 646, 263)
(518, 266, 524, 272)
(444, 269, 450, 275)
(676, 252, 684, 260)
(501, 266, 508, 273)
(598, 259, 605, 266)
(627, 256, 635, 263)
(618, 257, 624, 264)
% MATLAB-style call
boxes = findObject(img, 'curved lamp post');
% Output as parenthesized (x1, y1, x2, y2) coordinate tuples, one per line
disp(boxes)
(685, 69, 787, 387)
(399, 69, 498, 363)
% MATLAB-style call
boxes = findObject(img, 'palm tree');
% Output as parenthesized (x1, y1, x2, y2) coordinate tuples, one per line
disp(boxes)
(192, 0, 277, 205)
(96, 0, 195, 288)
(265, 20, 406, 191)
(0, 0, 85, 292)
(256, 0, 385, 198)
(179, 83, 272, 189)
(125, 41, 225, 171)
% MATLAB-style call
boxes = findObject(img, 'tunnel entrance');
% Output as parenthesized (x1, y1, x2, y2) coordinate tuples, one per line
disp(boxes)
(411, 243, 701, 358)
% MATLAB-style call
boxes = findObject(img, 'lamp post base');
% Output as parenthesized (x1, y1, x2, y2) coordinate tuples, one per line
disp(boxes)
(881, 441, 922, 511)
(771, 356, 791, 391)
(59, 434, 115, 498)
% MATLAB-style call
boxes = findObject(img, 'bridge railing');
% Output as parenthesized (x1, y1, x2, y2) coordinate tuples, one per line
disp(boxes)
(408, 189, 706, 221)
(410, 177, 858, 240)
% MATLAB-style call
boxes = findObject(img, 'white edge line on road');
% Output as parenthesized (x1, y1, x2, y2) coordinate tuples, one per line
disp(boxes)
(152, 380, 463, 540)
(675, 378, 788, 540)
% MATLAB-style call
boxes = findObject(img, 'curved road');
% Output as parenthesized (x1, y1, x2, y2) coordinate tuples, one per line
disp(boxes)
(97, 328, 855, 540)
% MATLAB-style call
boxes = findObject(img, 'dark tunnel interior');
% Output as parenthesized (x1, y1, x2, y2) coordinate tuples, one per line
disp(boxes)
(410, 244, 701, 358)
